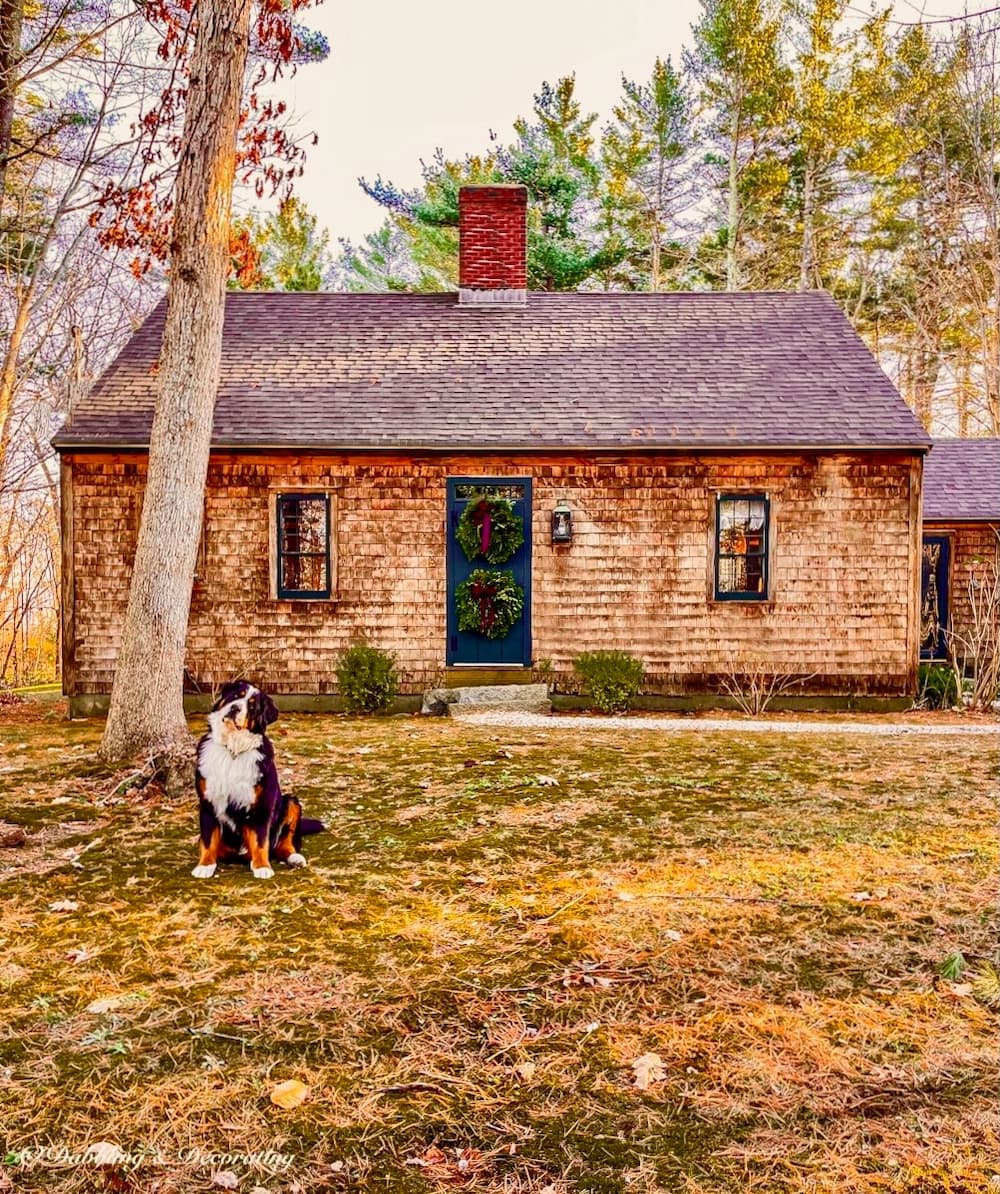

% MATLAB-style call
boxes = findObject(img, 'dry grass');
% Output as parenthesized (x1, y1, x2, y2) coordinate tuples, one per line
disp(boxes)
(0, 701, 997, 1193)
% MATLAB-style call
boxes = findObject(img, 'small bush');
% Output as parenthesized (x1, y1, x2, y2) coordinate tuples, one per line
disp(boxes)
(336, 644, 398, 714)
(573, 650, 644, 714)
(918, 662, 959, 709)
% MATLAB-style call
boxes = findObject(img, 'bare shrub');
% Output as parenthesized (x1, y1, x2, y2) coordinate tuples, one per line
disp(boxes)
(946, 532, 1000, 711)
(718, 654, 815, 716)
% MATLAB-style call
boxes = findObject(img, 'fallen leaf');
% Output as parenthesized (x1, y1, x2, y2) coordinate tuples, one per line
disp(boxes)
(615, 890, 636, 902)
(515, 1061, 536, 1081)
(269, 1078, 309, 1109)
(535, 774, 559, 787)
(947, 982, 974, 998)
(86, 995, 130, 1014)
(663, 929, 683, 942)
(631, 1051, 667, 1090)
(48, 900, 79, 912)
(211, 1173, 239, 1190)
(66, 947, 91, 964)
(848, 891, 873, 902)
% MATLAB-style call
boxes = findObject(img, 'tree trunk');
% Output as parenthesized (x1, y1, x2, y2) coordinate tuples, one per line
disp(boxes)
(726, 121, 741, 291)
(799, 160, 814, 291)
(100, 0, 251, 772)
(0, 0, 24, 202)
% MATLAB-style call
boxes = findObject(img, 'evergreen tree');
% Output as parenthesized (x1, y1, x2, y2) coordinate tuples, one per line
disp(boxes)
(601, 57, 695, 290)
(354, 77, 625, 292)
(231, 198, 333, 291)
(686, 0, 792, 290)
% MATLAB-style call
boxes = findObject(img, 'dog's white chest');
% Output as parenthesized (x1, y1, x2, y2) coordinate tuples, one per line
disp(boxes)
(198, 737, 263, 828)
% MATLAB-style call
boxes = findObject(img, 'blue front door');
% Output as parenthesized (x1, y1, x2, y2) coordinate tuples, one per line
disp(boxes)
(447, 478, 532, 666)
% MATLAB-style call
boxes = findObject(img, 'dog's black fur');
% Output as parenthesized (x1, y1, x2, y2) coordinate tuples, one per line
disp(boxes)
(192, 681, 323, 880)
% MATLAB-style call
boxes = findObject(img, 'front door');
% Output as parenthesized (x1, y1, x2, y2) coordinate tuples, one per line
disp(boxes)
(446, 478, 531, 666)
(920, 535, 951, 660)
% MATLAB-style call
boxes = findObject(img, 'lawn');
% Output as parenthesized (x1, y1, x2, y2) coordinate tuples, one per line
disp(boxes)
(0, 702, 997, 1194)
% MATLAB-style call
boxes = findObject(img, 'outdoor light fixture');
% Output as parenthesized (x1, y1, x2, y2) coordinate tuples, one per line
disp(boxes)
(551, 500, 573, 544)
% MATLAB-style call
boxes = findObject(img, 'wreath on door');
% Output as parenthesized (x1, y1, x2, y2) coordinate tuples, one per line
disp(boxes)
(455, 569, 525, 639)
(456, 493, 524, 565)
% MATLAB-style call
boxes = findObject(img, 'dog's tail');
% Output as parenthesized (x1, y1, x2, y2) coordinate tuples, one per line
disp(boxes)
(299, 818, 326, 836)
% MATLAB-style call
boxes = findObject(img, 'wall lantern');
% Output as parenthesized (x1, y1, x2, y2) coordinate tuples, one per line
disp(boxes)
(551, 500, 573, 544)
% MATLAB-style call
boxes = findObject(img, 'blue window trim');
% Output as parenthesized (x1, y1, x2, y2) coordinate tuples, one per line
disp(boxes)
(277, 492, 331, 600)
(715, 493, 770, 602)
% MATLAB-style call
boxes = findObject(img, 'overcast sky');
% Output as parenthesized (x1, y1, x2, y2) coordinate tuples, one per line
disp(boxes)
(280, 0, 983, 249)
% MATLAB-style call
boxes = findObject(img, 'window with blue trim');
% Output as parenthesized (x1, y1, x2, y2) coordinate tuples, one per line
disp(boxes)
(277, 493, 331, 599)
(715, 494, 769, 600)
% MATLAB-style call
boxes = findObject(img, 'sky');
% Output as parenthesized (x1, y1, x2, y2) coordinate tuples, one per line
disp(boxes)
(280, 0, 987, 249)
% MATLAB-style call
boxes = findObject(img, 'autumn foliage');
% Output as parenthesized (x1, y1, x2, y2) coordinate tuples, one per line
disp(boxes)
(92, 0, 324, 276)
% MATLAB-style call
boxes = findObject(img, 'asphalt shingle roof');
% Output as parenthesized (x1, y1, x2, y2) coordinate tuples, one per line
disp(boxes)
(923, 438, 1000, 521)
(53, 290, 929, 452)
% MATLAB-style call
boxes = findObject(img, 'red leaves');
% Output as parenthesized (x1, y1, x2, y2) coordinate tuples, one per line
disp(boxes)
(90, 0, 320, 275)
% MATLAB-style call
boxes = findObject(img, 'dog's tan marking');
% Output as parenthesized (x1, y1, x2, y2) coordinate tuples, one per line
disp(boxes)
(193, 824, 223, 878)
(242, 823, 273, 878)
(271, 800, 302, 863)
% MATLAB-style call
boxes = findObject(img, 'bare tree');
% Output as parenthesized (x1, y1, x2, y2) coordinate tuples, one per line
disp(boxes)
(99, 0, 252, 771)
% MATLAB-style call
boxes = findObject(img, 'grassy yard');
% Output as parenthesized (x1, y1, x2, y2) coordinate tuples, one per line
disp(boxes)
(0, 702, 997, 1194)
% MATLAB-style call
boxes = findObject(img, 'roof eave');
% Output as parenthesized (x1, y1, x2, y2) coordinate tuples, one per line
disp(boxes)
(52, 437, 933, 455)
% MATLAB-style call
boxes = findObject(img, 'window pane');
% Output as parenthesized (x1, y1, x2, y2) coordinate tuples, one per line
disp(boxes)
(282, 497, 327, 554)
(281, 552, 327, 594)
(717, 556, 748, 593)
(455, 483, 525, 501)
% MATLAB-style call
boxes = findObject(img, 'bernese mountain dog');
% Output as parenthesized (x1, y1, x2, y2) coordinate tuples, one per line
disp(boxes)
(192, 681, 324, 880)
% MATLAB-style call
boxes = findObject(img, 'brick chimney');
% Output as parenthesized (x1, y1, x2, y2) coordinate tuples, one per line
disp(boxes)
(458, 184, 527, 306)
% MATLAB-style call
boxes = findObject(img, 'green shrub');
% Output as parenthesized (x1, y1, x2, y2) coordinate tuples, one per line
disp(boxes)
(573, 650, 645, 714)
(336, 644, 398, 714)
(918, 662, 959, 709)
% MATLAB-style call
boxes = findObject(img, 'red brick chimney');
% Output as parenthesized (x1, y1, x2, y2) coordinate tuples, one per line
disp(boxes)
(458, 184, 528, 306)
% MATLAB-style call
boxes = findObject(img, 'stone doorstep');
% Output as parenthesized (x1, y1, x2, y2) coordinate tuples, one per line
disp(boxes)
(421, 683, 551, 717)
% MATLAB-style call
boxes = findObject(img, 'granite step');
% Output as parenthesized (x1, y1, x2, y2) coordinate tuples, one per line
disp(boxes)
(421, 683, 551, 717)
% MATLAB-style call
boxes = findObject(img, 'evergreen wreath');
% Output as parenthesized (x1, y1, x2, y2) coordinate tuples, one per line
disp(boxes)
(456, 493, 524, 564)
(455, 569, 525, 639)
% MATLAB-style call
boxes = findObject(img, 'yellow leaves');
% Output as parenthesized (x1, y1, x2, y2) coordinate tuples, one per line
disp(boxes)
(269, 1079, 309, 1109)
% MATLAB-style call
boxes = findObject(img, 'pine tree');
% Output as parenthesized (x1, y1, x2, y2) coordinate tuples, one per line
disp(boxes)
(601, 58, 695, 290)
(687, 0, 792, 290)
(231, 197, 333, 291)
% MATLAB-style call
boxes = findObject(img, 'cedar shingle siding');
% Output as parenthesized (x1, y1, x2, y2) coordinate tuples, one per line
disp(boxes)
(64, 451, 922, 700)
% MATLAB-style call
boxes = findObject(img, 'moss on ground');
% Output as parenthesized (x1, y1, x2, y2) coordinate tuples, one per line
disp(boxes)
(0, 703, 997, 1193)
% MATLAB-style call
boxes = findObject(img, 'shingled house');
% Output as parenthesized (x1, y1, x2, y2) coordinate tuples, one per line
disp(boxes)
(920, 438, 1000, 661)
(53, 184, 932, 713)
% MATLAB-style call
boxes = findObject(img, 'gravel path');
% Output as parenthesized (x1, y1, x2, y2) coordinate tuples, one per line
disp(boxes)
(457, 710, 999, 736)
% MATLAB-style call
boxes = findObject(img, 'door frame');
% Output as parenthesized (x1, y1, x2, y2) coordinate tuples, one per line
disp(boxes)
(445, 476, 532, 667)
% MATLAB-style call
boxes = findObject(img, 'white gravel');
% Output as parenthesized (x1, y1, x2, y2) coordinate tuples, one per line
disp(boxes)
(456, 709, 1000, 736)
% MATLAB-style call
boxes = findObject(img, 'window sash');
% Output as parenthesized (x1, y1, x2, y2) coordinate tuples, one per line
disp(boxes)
(277, 493, 331, 599)
(715, 494, 769, 600)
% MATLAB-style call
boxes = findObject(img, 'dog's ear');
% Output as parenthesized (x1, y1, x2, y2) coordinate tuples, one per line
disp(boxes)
(248, 691, 279, 732)
(211, 681, 244, 712)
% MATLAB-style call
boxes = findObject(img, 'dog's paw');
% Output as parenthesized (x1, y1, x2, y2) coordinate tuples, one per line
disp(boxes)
(192, 863, 217, 879)
(252, 865, 275, 880)
(286, 853, 307, 868)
